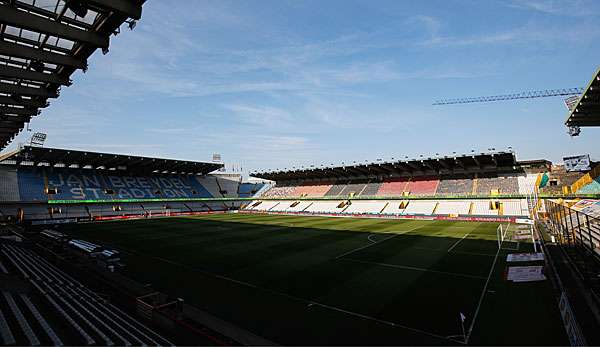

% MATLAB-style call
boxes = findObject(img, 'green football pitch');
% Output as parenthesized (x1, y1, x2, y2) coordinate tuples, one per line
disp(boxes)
(60, 213, 568, 345)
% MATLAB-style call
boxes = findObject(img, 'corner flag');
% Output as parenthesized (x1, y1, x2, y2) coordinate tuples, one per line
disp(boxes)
(460, 312, 466, 322)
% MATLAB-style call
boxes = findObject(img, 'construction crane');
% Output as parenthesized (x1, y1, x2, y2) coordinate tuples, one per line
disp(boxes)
(432, 87, 584, 105)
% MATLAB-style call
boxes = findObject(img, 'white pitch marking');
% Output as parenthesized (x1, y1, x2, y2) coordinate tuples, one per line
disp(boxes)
(340, 258, 487, 280)
(447, 231, 472, 253)
(465, 240, 501, 344)
(334, 225, 422, 260)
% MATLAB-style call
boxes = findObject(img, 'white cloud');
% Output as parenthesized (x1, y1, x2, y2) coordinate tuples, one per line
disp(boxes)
(507, 0, 598, 17)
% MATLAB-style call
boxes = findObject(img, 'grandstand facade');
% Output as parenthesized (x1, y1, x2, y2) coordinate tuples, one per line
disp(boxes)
(0, 146, 267, 222)
(1, 147, 598, 223)
(245, 152, 577, 221)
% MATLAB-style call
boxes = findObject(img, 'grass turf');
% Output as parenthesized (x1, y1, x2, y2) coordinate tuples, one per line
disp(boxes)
(59, 213, 568, 345)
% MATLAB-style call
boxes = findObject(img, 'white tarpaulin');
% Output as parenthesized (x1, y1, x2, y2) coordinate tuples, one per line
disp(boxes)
(507, 266, 546, 282)
(507, 253, 544, 262)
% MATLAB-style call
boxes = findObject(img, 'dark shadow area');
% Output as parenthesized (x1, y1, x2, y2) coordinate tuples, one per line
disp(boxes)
(58, 216, 568, 346)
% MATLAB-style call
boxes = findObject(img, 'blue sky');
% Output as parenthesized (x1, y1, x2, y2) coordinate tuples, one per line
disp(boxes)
(10, 0, 600, 173)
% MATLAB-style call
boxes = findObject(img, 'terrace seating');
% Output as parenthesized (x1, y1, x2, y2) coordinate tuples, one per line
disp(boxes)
(262, 185, 297, 197)
(17, 169, 47, 201)
(17, 167, 217, 202)
(541, 171, 585, 194)
(0, 167, 20, 201)
(249, 200, 281, 211)
(471, 200, 499, 216)
(294, 182, 334, 197)
(434, 201, 471, 215)
(270, 201, 295, 212)
(303, 201, 345, 213)
(238, 183, 267, 198)
(405, 177, 439, 196)
(0, 259, 62, 346)
(403, 201, 437, 215)
(380, 201, 408, 214)
(577, 177, 600, 194)
(517, 174, 539, 194)
(476, 174, 519, 195)
(286, 201, 313, 212)
(376, 177, 409, 196)
(325, 182, 348, 197)
(216, 176, 240, 198)
(435, 175, 474, 195)
(501, 200, 524, 216)
(359, 182, 382, 196)
(1, 244, 173, 346)
(343, 201, 387, 214)
(343, 181, 369, 197)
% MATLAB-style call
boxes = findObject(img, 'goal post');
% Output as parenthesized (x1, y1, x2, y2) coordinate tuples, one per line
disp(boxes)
(497, 224, 503, 248)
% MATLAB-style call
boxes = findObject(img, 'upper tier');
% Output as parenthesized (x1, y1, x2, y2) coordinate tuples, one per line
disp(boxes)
(0, 167, 265, 202)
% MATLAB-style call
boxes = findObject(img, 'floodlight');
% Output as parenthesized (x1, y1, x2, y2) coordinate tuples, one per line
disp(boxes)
(66, 0, 88, 17)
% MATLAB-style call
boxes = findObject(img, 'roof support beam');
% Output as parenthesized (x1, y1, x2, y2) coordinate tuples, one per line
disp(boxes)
(0, 65, 70, 85)
(0, 83, 59, 98)
(89, 0, 143, 20)
(0, 117, 25, 123)
(0, 41, 87, 69)
(0, 106, 37, 116)
(0, 96, 48, 108)
(0, 4, 109, 47)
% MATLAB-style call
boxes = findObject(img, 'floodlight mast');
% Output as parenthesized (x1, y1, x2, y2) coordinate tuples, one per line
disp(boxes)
(29, 132, 47, 147)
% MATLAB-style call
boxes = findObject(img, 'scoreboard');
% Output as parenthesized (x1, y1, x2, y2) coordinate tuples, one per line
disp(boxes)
(563, 154, 591, 172)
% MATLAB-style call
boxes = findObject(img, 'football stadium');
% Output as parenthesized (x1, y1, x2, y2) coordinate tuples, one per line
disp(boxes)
(1, 1, 600, 346)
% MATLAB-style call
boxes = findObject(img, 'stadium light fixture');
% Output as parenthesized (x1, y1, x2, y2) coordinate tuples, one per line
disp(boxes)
(66, 0, 88, 18)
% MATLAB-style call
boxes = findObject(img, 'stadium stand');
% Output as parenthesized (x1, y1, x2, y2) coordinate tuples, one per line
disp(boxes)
(403, 201, 438, 215)
(304, 201, 345, 213)
(518, 173, 539, 194)
(287, 201, 313, 212)
(541, 170, 584, 194)
(343, 181, 369, 197)
(238, 182, 267, 198)
(0, 242, 173, 346)
(471, 200, 499, 216)
(376, 177, 410, 196)
(405, 176, 439, 196)
(381, 200, 408, 215)
(294, 182, 334, 197)
(501, 200, 523, 216)
(215, 175, 241, 198)
(0, 168, 19, 201)
(434, 200, 471, 215)
(325, 181, 348, 197)
(475, 174, 519, 195)
(12, 167, 217, 201)
(360, 181, 382, 196)
(247, 200, 280, 211)
(343, 200, 387, 214)
(262, 185, 297, 198)
(436, 175, 474, 195)
(270, 201, 295, 212)
(16, 169, 46, 202)
(578, 178, 600, 194)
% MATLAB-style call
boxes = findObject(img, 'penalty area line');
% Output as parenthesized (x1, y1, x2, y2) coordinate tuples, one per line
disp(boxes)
(447, 231, 471, 253)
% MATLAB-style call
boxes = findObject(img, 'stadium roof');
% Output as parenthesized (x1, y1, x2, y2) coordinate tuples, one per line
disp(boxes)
(0, 0, 145, 149)
(0, 145, 223, 175)
(566, 66, 600, 127)
(252, 151, 519, 181)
